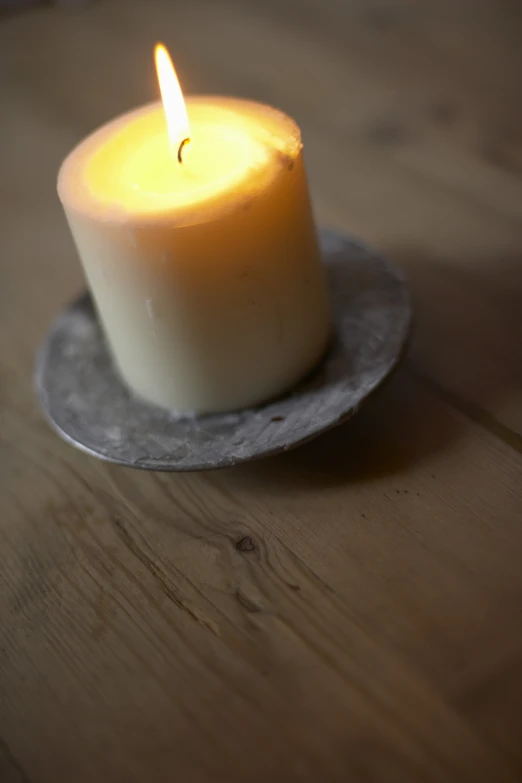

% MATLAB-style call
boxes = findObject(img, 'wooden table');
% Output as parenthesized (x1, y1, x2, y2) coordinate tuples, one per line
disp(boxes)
(1, 1, 521, 780)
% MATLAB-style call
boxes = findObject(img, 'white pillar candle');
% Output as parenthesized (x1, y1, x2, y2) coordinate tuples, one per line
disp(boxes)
(57, 46, 330, 414)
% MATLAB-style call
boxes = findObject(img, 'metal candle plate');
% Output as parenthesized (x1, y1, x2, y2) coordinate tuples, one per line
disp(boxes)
(35, 230, 411, 471)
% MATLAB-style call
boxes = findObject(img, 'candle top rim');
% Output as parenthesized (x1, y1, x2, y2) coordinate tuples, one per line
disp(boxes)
(57, 96, 303, 228)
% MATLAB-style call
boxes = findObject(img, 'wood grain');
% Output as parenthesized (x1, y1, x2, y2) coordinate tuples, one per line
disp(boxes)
(1, 1, 522, 781)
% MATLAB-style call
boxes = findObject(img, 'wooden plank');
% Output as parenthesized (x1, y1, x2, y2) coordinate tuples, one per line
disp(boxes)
(1, 371, 521, 780)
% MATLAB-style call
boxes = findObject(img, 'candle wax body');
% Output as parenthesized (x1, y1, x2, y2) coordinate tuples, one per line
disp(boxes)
(58, 98, 330, 414)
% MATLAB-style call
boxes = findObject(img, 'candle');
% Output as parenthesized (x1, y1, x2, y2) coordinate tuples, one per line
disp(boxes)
(58, 45, 330, 414)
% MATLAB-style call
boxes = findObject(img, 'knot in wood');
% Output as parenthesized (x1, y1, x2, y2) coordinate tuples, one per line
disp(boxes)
(235, 536, 256, 553)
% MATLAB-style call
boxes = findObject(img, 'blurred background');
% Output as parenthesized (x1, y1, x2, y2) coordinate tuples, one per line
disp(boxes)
(1, 0, 521, 426)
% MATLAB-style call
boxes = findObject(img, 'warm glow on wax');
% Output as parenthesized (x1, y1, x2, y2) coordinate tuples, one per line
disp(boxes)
(154, 43, 190, 160)
(57, 47, 331, 414)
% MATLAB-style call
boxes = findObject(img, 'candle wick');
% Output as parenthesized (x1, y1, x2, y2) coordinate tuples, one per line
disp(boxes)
(177, 138, 190, 164)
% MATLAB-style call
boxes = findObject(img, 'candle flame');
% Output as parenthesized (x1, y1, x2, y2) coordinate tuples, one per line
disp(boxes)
(154, 43, 190, 159)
